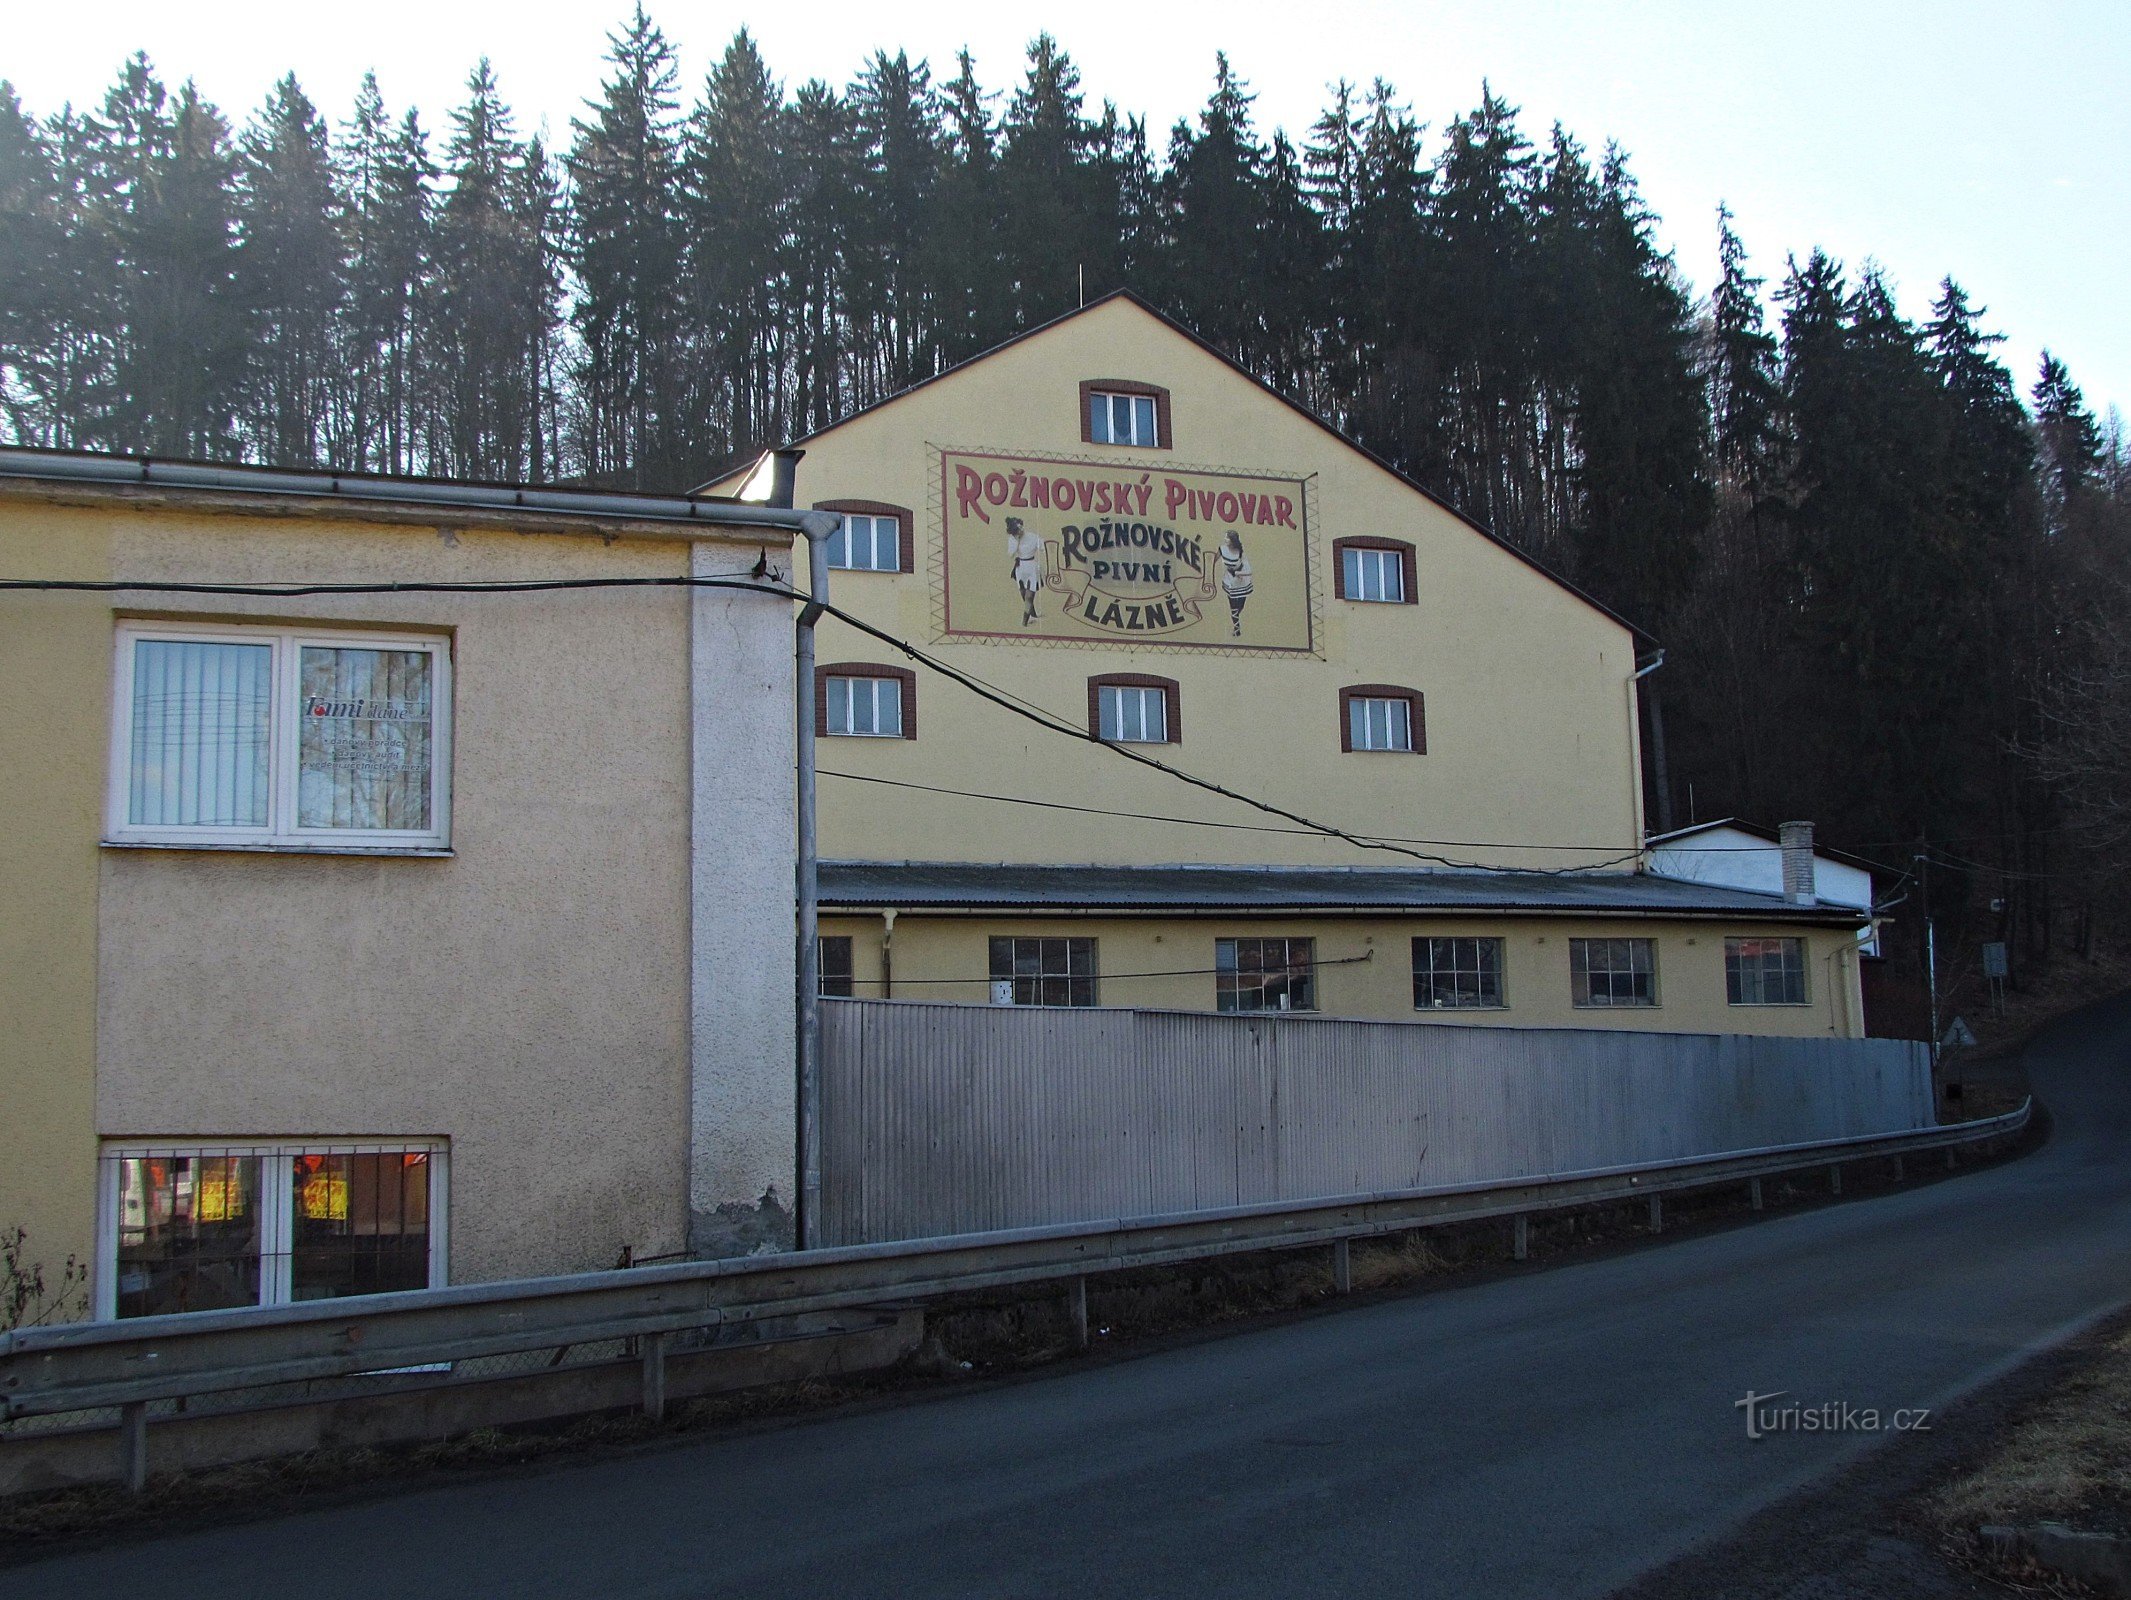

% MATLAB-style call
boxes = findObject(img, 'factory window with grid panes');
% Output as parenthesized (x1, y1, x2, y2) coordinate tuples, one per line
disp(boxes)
(98, 1141, 446, 1320)
(1726, 937, 1808, 1005)
(989, 937, 1098, 1007)
(819, 935, 855, 997)
(1413, 937, 1506, 1009)
(1570, 937, 1658, 1008)
(1216, 937, 1317, 1012)
(107, 622, 450, 852)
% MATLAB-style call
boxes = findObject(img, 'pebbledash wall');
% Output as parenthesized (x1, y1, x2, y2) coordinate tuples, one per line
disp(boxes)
(0, 461, 801, 1319)
(710, 292, 1872, 1034)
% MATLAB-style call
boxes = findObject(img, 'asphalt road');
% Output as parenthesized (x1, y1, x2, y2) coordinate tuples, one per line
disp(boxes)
(10, 995, 2131, 1599)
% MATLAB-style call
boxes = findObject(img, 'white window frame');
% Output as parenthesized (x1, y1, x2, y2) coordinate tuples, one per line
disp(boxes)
(1350, 695, 1413, 752)
(1089, 390, 1160, 448)
(93, 1138, 449, 1321)
(106, 621, 452, 854)
(1342, 546, 1406, 603)
(1099, 683, 1168, 744)
(825, 674, 904, 737)
(827, 513, 901, 572)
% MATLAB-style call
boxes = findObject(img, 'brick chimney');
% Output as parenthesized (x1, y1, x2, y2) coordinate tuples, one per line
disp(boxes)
(1778, 821, 1816, 905)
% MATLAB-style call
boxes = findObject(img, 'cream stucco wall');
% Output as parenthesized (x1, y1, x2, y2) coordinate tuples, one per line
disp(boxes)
(822, 913, 1868, 1039)
(742, 297, 1646, 872)
(2, 486, 797, 1295)
(0, 505, 109, 1318)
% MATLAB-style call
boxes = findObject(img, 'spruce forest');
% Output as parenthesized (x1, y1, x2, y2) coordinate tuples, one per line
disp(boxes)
(3, 17, 2128, 1011)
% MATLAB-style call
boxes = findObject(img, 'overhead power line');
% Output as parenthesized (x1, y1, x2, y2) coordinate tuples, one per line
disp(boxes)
(0, 571, 1669, 876)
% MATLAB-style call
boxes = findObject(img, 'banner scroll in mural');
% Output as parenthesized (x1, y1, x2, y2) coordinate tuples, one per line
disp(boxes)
(939, 449, 1313, 651)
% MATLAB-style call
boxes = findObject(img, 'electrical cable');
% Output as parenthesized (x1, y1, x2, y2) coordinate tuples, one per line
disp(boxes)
(0, 571, 1791, 879)
(834, 950, 1380, 987)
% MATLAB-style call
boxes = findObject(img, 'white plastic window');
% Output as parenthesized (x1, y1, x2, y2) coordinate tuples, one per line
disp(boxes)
(1088, 391, 1159, 447)
(826, 675, 903, 737)
(1099, 684, 1168, 743)
(827, 514, 900, 571)
(1349, 695, 1413, 752)
(96, 1141, 447, 1320)
(1342, 546, 1405, 603)
(109, 624, 450, 851)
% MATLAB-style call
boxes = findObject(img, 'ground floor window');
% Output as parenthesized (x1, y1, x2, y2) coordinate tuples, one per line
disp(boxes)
(1216, 937, 1316, 1012)
(1413, 937, 1505, 1009)
(1570, 938, 1658, 1007)
(99, 1141, 445, 1320)
(819, 935, 855, 997)
(1726, 937, 1808, 1005)
(989, 937, 1098, 1007)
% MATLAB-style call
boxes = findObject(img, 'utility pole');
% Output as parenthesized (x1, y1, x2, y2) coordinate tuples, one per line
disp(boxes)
(1917, 841, 1940, 1071)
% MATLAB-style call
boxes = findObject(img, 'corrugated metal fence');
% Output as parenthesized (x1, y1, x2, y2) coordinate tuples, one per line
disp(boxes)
(819, 1000, 1936, 1246)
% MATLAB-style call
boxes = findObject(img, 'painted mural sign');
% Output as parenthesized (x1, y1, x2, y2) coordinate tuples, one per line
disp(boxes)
(939, 449, 1312, 651)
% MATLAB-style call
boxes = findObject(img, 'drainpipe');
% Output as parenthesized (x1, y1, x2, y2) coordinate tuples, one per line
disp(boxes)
(880, 908, 897, 999)
(1632, 650, 1673, 837)
(767, 450, 832, 1251)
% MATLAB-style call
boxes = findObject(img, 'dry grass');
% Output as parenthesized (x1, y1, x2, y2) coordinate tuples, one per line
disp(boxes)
(1924, 1324, 2131, 1543)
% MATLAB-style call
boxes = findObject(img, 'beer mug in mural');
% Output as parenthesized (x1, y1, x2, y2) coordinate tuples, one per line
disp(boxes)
(298, 647, 433, 831)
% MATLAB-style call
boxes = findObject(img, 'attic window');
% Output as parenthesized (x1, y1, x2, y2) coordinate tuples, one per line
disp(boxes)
(1080, 380, 1172, 449)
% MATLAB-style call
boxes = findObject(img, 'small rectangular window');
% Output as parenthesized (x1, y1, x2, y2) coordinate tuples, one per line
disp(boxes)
(104, 1141, 445, 1319)
(1216, 937, 1316, 1012)
(825, 675, 903, 737)
(1413, 937, 1505, 1009)
(1098, 683, 1168, 743)
(819, 935, 855, 997)
(1726, 937, 1807, 1005)
(1570, 938, 1658, 1007)
(1341, 547, 1406, 603)
(1349, 695, 1413, 752)
(988, 937, 1098, 1006)
(1088, 390, 1160, 447)
(111, 624, 450, 850)
(827, 513, 900, 572)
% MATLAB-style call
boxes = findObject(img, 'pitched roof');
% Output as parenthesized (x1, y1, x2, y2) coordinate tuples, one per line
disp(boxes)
(819, 860, 1865, 922)
(697, 289, 1653, 646)
(1643, 818, 1887, 881)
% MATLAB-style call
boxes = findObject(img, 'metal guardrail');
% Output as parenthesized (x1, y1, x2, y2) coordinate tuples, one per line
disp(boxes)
(0, 1101, 2029, 1489)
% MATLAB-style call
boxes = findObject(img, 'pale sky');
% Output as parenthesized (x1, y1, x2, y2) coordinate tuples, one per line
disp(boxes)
(12, 1, 2128, 419)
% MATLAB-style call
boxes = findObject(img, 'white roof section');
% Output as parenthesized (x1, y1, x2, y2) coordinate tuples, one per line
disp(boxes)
(1644, 822, 1879, 951)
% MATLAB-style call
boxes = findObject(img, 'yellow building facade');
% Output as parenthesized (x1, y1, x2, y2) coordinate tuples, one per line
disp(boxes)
(0, 456, 810, 1317)
(713, 293, 1870, 1036)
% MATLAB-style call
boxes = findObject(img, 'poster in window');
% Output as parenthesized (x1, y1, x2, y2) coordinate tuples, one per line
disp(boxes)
(298, 647, 433, 830)
(941, 449, 1313, 651)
